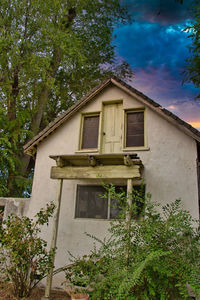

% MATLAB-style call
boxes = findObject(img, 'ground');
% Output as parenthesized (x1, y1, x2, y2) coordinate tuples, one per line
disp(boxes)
(0, 282, 70, 300)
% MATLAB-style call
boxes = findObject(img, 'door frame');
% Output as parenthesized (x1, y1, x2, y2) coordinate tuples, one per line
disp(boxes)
(100, 100, 123, 153)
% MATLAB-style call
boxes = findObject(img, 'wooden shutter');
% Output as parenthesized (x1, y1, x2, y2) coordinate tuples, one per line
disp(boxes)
(126, 111, 144, 147)
(82, 115, 99, 149)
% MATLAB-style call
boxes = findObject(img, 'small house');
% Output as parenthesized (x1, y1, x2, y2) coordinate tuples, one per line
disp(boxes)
(23, 76, 200, 287)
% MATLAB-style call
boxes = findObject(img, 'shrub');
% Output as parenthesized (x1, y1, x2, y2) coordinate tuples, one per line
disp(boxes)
(0, 202, 55, 299)
(64, 186, 200, 299)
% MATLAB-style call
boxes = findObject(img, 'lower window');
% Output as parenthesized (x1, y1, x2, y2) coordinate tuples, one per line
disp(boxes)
(75, 185, 144, 219)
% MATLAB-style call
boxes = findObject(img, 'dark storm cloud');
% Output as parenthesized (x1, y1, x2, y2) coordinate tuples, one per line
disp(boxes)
(115, 0, 200, 128)
(128, 67, 200, 129)
(114, 21, 190, 78)
(127, 66, 199, 106)
(123, 0, 194, 25)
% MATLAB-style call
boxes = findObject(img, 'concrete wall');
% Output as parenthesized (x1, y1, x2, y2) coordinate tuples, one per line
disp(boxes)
(0, 197, 30, 219)
(27, 85, 199, 287)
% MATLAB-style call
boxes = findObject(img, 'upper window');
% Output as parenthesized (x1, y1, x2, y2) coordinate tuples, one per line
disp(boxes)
(126, 111, 144, 147)
(81, 114, 99, 149)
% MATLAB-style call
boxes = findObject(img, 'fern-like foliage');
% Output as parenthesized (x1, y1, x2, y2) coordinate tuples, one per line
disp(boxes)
(64, 189, 200, 299)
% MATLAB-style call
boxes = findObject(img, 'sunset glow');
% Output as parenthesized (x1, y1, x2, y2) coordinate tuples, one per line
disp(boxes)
(167, 105, 177, 110)
(188, 122, 200, 130)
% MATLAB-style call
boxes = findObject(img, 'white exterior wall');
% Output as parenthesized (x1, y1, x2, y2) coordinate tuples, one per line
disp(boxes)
(28, 85, 199, 287)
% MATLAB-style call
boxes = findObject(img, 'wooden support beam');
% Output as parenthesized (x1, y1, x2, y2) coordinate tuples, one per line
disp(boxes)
(51, 165, 141, 180)
(126, 178, 133, 223)
(88, 155, 97, 167)
(126, 178, 133, 267)
(56, 157, 66, 167)
(42, 179, 63, 300)
(50, 153, 143, 168)
(124, 155, 133, 166)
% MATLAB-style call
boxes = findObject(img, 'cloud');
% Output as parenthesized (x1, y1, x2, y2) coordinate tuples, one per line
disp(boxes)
(128, 66, 199, 103)
(122, 0, 193, 25)
(114, 21, 190, 79)
(115, 1, 200, 130)
(126, 67, 200, 130)
(168, 105, 177, 110)
(167, 99, 200, 125)
(188, 122, 200, 130)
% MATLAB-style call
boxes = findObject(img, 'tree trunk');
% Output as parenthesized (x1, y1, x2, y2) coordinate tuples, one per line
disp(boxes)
(7, 67, 20, 197)
(6, 7, 77, 197)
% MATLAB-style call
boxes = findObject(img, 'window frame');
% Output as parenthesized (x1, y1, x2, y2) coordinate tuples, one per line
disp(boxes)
(75, 184, 126, 220)
(78, 112, 101, 152)
(123, 108, 147, 150)
(74, 184, 144, 220)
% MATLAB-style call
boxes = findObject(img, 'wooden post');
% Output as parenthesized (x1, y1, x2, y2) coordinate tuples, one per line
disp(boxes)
(42, 179, 63, 300)
(126, 178, 133, 223)
(126, 178, 132, 267)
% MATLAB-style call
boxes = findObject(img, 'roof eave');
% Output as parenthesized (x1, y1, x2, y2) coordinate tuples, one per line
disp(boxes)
(24, 76, 200, 155)
(111, 77, 200, 143)
(23, 77, 112, 154)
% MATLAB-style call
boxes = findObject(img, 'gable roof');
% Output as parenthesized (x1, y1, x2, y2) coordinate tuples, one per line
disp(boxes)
(24, 76, 200, 155)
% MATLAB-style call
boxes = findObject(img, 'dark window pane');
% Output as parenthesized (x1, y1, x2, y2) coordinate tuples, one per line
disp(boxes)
(127, 112, 144, 123)
(75, 186, 107, 219)
(126, 135, 144, 147)
(82, 115, 99, 149)
(126, 112, 144, 147)
(127, 123, 144, 135)
(110, 186, 126, 219)
(132, 186, 145, 219)
(110, 186, 145, 219)
(75, 185, 145, 220)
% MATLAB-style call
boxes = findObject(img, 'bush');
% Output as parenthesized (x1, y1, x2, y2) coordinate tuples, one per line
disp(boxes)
(64, 186, 200, 299)
(0, 202, 55, 299)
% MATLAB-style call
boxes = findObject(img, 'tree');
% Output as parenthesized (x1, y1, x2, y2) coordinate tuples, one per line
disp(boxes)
(184, 1, 200, 97)
(0, 0, 132, 197)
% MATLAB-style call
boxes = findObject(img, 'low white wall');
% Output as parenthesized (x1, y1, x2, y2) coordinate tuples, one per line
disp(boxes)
(0, 197, 30, 219)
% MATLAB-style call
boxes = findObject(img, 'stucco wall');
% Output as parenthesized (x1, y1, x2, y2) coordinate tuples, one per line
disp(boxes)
(28, 85, 199, 287)
(0, 197, 30, 219)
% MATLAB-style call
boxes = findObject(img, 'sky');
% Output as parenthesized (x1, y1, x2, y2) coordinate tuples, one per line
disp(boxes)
(113, 0, 200, 130)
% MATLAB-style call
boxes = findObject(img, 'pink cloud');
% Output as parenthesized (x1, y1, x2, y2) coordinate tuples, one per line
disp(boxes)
(127, 68, 200, 131)
(129, 67, 180, 102)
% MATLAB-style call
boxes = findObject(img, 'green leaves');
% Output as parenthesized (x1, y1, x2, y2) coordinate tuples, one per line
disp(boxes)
(64, 192, 200, 299)
(0, 0, 133, 197)
(0, 203, 55, 298)
(184, 2, 200, 97)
